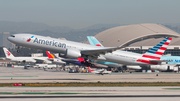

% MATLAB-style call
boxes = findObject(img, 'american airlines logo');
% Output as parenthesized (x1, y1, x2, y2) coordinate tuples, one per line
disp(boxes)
(33, 37, 66, 48)
(27, 36, 34, 42)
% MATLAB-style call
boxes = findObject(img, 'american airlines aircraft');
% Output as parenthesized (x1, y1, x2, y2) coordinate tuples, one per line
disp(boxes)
(7, 33, 171, 66)
(3, 47, 50, 63)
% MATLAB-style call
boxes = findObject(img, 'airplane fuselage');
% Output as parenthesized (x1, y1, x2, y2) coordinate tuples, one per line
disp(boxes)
(6, 57, 36, 63)
(7, 34, 157, 65)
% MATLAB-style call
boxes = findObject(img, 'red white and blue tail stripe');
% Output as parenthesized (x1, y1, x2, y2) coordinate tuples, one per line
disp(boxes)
(141, 37, 172, 60)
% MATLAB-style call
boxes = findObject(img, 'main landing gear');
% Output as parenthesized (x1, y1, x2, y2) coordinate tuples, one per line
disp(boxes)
(15, 45, 20, 53)
(81, 59, 94, 67)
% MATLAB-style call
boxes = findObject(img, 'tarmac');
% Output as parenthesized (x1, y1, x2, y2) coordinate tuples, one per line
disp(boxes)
(0, 66, 180, 83)
(0, 87, 180, 100)
(0, 66, 180, 100)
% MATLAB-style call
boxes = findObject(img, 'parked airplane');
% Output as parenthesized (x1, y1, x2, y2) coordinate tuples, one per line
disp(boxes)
(150, 56, 180, 71)
(7, 33, 171, 66)
(3, 47, 50, 63)
(88, 67, 111, 75)
(87, 36, 179, 71)
(46, 51, 66, 65)
(46, 51, 108, 68)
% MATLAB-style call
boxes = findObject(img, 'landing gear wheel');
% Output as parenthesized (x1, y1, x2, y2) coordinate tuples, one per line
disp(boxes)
(16, 45, 20, 53)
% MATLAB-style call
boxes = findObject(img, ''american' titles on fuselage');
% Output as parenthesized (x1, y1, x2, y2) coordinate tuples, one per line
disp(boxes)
(33, 37, 66, 48)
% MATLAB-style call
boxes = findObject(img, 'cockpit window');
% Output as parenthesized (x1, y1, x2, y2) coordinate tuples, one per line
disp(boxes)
(10, 35, 15, 37)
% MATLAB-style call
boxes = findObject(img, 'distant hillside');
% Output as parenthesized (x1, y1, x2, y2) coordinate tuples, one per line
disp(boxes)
(32, 27, 109, 42)
(0, 21, 73, 33)
(0, 21, 120, 42)
(2, 21, 180, 42)
(164, 25, 180, 34)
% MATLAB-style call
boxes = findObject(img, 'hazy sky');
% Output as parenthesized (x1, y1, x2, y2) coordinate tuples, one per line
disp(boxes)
(0, 0, 180, 29)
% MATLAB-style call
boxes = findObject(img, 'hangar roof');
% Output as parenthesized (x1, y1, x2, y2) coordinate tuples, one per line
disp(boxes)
(94, 23, 180, 47)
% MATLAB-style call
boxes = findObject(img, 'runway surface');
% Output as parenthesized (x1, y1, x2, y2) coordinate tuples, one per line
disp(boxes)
(1, 66, 180, 100)
(0, 87, 180, 100)
(1, 98, 180, 101)
(0, 66, 180, 83)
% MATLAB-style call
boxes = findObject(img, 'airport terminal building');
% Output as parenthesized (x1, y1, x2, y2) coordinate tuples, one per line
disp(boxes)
(92, 23, 180, 56)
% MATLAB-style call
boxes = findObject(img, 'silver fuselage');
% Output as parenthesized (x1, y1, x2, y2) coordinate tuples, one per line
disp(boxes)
(8, 33, 145, 65)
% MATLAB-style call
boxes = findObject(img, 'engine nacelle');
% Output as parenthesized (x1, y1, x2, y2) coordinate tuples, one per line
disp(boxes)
(65, 49, 81, 58)
(126, 65, 142, 70)
(22, 60, 26, 63)
(150, 65, 171, 71)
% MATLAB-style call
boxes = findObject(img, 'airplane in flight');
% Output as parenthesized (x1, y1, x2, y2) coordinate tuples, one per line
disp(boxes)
(7, 33, 172, 67)
(46, 51, 108, 68)
(87, 36, 178, 72)
(3, 47, 51, 63)
(88, 67, 111, 75)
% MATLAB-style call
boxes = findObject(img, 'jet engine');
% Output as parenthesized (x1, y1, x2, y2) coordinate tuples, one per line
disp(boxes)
(22, 60, 26, 63)
(65, 49, 81, 58)
(126, 65, 142, 70)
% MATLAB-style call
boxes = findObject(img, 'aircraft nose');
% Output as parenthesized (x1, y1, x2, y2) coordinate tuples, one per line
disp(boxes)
(7, 35, 15, 42)
(7, 36, 11, 41)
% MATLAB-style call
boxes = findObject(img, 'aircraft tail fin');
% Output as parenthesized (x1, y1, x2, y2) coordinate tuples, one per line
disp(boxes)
(3, 47, 14, 58)
(46, 51, 58, 59)
(88, 67, 95, 72)
(141, 37, 172, 60)
(87, 36, 104, 47)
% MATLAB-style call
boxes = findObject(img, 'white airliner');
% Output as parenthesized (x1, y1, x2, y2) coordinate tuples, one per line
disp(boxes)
(3, 47, 50, 63)
(7, 33, 171, 66)
(46, 51, 108, 68)
(88, 67, 111, 75)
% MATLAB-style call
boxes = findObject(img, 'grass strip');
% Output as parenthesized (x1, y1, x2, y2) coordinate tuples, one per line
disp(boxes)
(1, 82, 180, 87)
(164, 88, 180, 90)
(0, 92, 96, 95)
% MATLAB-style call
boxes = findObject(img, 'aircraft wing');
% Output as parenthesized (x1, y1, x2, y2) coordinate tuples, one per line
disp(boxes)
(33, 57, 47, 63)
(92, 63, 108, 68)
(61, 59, 79, 62)
(99, 69, 105, 73)
(81, 46, 125, 56)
